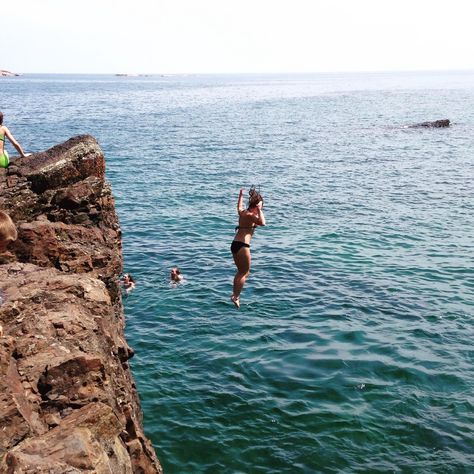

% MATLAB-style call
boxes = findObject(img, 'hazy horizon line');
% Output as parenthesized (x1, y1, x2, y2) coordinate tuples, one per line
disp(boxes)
(3, 67, 474, 76)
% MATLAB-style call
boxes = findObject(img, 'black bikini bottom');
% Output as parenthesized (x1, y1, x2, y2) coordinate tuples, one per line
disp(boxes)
(231, 240, 250, 255)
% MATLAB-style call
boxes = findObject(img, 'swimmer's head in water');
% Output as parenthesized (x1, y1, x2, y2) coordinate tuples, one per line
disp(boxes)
(248, 185, 263, 209)
(0, 112, 3, 126)
(170, 267, 182, 282)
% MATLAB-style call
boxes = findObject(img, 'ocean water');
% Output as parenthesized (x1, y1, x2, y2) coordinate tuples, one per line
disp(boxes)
(2, 71, 474, 473)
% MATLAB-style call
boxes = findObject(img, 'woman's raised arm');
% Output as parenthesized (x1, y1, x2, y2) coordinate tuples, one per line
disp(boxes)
(237, 188, 245, 214)
(248, 201, 266, 226)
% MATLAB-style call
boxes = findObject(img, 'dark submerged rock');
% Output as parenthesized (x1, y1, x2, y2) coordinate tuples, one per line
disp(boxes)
(409, 119, 450, 128)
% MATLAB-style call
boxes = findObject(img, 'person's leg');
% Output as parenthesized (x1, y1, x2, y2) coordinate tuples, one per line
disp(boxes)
(231, 247, 251, 308)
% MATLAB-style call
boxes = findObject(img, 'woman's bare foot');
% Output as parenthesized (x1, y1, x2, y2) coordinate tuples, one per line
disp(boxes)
(231, 295, 240, 309)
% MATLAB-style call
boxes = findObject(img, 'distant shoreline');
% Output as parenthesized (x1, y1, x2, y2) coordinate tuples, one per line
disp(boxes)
(3, 68, 474, 76)
(0, 69, 20, 77)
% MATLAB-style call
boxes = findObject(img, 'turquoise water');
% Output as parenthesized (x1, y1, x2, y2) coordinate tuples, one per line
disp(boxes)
(2, 72, 474, 472)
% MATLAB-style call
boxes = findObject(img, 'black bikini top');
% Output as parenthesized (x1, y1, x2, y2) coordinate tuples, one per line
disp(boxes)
(235, 225, 257, 231)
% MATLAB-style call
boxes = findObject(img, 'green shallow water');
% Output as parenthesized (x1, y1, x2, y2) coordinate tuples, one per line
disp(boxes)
(2, 72, 474, 472)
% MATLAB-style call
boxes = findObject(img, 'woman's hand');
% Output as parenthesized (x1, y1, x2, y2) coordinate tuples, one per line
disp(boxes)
(237, 188, 245, 213)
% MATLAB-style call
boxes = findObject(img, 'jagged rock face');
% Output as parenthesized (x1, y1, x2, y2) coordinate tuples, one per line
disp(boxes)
(0, 137, 162, 473)
(0, 136, 122, 286)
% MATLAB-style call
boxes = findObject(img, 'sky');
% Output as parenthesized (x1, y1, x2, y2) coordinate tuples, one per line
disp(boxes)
(2, 0, 474, 74)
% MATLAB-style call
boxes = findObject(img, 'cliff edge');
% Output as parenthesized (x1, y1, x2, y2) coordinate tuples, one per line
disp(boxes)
(0, 136, 162, 473)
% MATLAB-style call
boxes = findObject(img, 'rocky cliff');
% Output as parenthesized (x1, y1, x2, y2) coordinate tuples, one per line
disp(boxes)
(0, 136, 162, 473)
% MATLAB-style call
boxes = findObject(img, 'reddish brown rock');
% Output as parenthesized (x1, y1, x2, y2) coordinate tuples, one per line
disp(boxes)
(2, 403, 132, 473)
(0, 137, 162, 473)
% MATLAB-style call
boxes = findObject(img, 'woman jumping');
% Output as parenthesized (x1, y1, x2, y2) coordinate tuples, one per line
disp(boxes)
(230, 186, 266, 309)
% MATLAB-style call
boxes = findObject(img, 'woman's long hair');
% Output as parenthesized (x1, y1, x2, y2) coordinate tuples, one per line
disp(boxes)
(248, 185, 263, 209)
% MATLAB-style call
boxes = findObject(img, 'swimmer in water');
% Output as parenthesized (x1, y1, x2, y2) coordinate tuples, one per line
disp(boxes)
(170, 267, 183, 283)
(120, 273, 136, 293)
(230, 186, 266, 309)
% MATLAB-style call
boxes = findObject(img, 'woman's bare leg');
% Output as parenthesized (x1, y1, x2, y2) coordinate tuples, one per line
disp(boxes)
(231, 247, 251, 308)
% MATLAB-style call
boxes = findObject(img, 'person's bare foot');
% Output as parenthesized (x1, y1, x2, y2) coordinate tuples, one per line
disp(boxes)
(231, 295, 240, 309)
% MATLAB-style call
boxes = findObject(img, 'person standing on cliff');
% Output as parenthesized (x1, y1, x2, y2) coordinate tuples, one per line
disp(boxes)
(0, 211, 18, 337)
(0, 111, 30, 168)
(230, 186, 266, 309)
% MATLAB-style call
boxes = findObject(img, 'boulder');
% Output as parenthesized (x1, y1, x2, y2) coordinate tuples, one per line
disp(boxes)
(409, 119, 450, 128)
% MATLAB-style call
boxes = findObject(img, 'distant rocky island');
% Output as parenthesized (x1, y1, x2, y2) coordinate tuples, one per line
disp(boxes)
(0, 137, 162, 473)
(0, 69, 20, 77)
(115, 73, 151, 77)
(409, 119, 450, 128)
